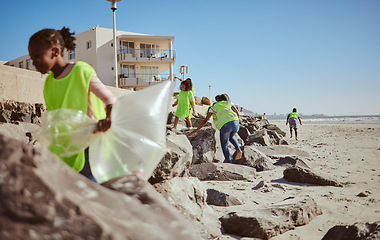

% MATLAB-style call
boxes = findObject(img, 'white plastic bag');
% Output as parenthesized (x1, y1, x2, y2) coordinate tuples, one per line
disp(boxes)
(39, 80, 175, 183)
(39, 109, 98, 158)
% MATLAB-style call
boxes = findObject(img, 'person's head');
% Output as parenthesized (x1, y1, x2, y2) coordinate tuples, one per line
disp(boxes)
(184, 78, 193, 90)
(215, 94, 229, 102)
(293, 108, 297, 112)
(28, 27, 76, 74)
(180, 80, 192, 91)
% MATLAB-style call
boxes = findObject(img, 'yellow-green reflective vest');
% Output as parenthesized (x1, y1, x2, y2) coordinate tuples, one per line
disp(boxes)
(209, 101, 239, 130)
(44, 61, 106, 172)
(288, 112, 299, 119)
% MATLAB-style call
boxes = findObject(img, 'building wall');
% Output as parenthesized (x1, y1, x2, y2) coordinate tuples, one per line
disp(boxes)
(0, 64, 132, 105)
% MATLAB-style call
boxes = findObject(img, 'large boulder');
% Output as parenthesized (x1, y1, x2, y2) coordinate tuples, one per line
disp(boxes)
(149, 130, 193, 184)
(187, 127, 217, 164)
(206, 188, 242, 207)
(219, 196, 322, 239)
(246, 129, 272, 146)
(154, 177, 222, 239)
(283, 166, 343, 187)
(322, 221, 380, 240)
(233, 145, 275, 172)
(201, 97, 213, 105)
(0, 133, 198, 240)
(188, 162, 256, 181)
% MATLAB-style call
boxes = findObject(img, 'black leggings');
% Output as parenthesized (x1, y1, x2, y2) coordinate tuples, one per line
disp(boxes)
(79, 148, 97, 182)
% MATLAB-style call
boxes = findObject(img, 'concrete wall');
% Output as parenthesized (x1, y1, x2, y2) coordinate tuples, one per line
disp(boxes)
(0, 64, 132, 105)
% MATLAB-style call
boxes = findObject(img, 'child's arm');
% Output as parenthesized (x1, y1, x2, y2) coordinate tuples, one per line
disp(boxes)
(90, 74, 117, 133)
(172, 99, 178, 107)
(190, 95, 196, 113)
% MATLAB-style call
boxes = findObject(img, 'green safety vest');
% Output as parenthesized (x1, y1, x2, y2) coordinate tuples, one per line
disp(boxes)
(209, 101, 239, 130)
(44, 61, 106, 172)
(288, 112, 299, 119)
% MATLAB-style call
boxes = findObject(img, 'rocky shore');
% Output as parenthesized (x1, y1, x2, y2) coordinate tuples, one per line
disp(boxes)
(1, 99, 379, 239)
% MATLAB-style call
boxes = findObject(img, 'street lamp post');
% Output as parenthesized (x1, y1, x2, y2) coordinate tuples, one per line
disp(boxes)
(107, 0, 122, 88)
(209, 85, 211, 99)
(179, 65, 188, 80)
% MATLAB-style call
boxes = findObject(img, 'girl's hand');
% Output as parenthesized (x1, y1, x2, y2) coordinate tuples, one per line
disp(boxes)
(94, 104, 113, 133)
(94, 117, 111, 133)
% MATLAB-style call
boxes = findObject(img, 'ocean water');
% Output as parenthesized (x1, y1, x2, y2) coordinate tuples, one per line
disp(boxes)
(269, 115, 380, 123)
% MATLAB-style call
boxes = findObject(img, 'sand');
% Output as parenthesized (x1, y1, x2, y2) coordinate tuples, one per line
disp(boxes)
(205, 121, 380, 239)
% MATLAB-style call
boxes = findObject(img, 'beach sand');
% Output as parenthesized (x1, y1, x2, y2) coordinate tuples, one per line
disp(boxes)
(271, 121, 380, 239)
(205, 121, 380, 239)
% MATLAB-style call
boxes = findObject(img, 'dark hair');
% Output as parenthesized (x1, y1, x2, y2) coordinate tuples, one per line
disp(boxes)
(293, 108, 297, 112)
(215, 93, 230, 102)
(181, 80, 192, 91)
(29, 27, 76, 55)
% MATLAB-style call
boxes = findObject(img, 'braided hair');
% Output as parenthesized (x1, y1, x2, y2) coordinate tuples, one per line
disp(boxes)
(29, 27, 76, 55)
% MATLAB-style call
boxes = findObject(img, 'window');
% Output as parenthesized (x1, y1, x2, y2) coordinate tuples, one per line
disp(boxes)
(86, 41, 92, 49)
(140, 43, 160, 58)
(69, 49, 75, 60)
(120, 64, 135, 78)
(120, 41, 134, 57)
(19, 61, 23, 68)
(26, 59, 32, 70)
(140, 66, 160, 82)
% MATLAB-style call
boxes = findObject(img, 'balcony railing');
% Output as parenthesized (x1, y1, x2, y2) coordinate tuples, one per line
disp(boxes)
(117, 49, 176, 62)
(118, 73, 171, 87)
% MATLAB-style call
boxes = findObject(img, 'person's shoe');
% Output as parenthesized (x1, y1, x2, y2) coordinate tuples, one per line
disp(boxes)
(235, 149, 242, 160)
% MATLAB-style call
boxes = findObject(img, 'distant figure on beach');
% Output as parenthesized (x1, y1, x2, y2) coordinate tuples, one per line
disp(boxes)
(28, 27, 117, 182)
(286, 108, 302, 140)
(189, 94, 242, 163)
(263, 113, 269, 124)
(172, 80, 195, 130)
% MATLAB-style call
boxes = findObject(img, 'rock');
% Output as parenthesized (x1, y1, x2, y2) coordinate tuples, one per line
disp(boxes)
(149, 131, 193, 184)
(283, 166, 343, 187)
(0, 133, 198, 240)
(246, 129, 272, 146)
(201, 97, 213, 105)
(206, 188, 242, 206)
(274, 156, 310, 169)
(187, 127, 217, 164)
(263, 124, 286, 137)
(0, 100, 45, 125)
(154, 177, 222, 239)
(189, 162, 256, 181)
(322, 221, 380, 240)
(194, 96, 202, 105)
(234, 146, 275, 172)
(0, 122, 40, 145)
(219, 196, 322, 239)
(256, 145, 311, 158)
(238, 126, 251, 142)
(357, 191, 371, 197)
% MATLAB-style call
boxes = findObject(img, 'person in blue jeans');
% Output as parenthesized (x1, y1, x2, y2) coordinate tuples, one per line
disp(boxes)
(189, 94, 242, 163)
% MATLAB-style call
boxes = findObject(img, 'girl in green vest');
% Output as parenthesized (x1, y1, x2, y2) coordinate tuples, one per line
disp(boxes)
(172, 80, 195, 130)
(189, 94, 242, 163)
(28, 27, 117, 182)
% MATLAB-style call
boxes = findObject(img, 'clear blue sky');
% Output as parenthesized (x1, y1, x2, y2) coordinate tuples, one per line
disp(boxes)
(1, 0, 379, 116)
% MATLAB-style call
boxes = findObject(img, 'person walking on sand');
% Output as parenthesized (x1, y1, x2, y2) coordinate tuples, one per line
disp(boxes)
(189, 94, 242, 163)
(28, 27, 117, 182)
(286, 108, 302, 140)
(172, 80, 195, 130)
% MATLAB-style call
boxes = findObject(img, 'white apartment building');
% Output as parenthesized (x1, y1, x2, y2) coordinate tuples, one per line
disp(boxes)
(6, 26, 175, 90)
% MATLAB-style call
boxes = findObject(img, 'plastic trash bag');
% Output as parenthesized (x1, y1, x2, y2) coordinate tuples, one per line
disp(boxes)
(39, 109, 98, 158)
(39, 80, 175, 183)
